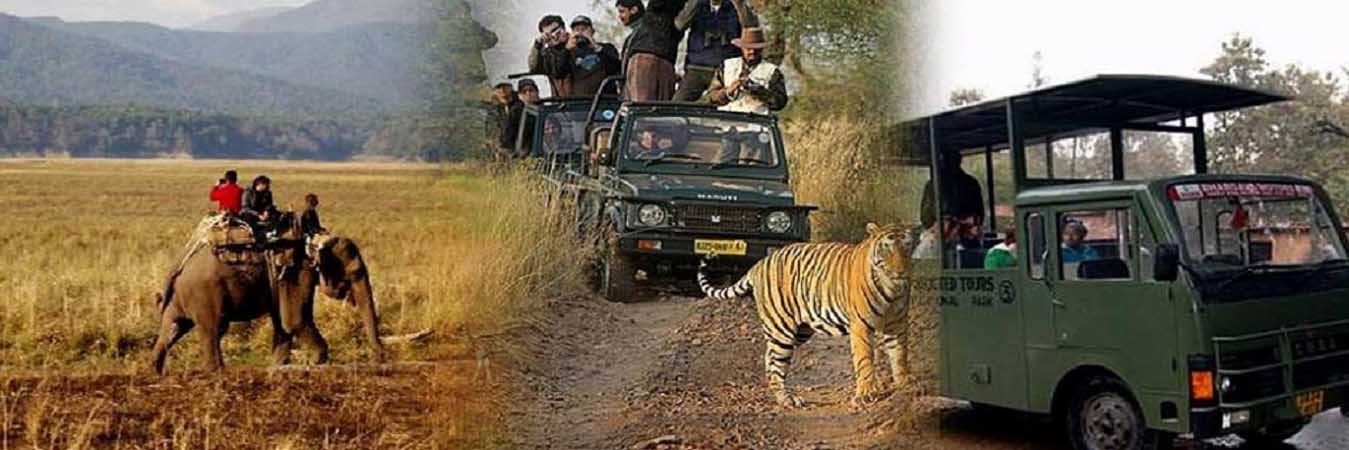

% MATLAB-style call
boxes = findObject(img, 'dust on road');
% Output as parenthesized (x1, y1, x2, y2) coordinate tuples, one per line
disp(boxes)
(511, 292, 1349, 450)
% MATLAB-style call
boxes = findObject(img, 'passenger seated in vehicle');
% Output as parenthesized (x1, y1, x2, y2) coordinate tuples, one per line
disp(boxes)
(541, 117, 578, 155)
(985, 225, 1017, 269)
(633, 127, 677, 157)
(1060, 219, 1099, 264)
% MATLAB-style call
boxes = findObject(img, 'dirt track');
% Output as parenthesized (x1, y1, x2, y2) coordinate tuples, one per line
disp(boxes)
(511, 292, 1349, 450)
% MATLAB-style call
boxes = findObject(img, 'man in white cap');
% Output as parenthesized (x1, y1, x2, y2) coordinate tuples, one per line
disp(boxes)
(704, 27, 787, 115)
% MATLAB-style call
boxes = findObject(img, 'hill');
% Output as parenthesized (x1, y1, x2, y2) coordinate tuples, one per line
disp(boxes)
(39, 19, 434, 108)
(188, 7, 292, 32)
(0, 14, 386, 117)
(237, 0, 448, 33)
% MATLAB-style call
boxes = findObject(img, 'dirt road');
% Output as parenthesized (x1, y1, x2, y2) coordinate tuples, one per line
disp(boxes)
(511, 292, 1349, 450)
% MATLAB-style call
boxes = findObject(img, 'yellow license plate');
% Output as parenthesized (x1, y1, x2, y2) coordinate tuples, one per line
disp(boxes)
(694, 239, 748, 256)
(1295, 390, 1324, 417)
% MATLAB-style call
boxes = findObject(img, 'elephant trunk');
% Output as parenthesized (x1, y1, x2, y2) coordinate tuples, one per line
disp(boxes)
(350, 276, 385, 357)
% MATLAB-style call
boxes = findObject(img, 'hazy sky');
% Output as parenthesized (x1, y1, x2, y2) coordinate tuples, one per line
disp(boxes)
(917, 0, 1349, 114)
(1, 0, 308, 27)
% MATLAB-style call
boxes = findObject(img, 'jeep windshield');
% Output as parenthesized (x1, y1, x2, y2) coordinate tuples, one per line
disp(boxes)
(1168, 181, 1349, 301)
(538, 110, 588, 156)
(624, 115, 781, 173)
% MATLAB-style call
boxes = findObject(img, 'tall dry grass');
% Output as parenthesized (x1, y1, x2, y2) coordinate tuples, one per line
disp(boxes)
(0, 159, 586, 371)
(784, 116, 926, 241)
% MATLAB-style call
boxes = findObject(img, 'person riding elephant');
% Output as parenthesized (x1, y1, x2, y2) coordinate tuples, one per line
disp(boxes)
(152, 212, 384, 373)
(241, 175, 278, 225)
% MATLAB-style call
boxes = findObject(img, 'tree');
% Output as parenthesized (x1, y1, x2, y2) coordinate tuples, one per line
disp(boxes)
(948, 88, 985, 107)
(1201, 34, 1349, 209)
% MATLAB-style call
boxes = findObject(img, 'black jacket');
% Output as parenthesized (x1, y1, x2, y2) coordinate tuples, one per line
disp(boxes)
(920, 168, 984, 229)
(242, 188, 276, 221)
(622, 0, 689, 66)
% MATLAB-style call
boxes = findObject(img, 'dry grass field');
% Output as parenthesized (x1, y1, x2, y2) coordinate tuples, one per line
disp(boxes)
(0, 158, 588, 448)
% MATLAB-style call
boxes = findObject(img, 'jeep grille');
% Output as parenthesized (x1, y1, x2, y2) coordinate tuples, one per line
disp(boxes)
(676, 204, 761, 233)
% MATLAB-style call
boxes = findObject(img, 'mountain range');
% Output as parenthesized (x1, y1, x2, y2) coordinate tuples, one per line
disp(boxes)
(0, 0, 497, 161)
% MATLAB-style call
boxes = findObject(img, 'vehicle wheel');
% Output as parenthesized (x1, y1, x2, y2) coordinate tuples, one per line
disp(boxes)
(595, 224, 638, 303)
(1238, 419, 1308, 447)
(1066, 377, 1168, 450)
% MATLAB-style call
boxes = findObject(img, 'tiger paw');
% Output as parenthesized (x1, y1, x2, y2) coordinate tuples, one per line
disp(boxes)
(775, 391, 806, 409)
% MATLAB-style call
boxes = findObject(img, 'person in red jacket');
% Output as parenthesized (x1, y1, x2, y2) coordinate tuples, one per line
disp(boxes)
(209, 170, 243, 214)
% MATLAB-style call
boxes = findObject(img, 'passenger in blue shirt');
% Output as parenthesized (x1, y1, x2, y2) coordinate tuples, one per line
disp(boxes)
(1060, 220, 1100, 263)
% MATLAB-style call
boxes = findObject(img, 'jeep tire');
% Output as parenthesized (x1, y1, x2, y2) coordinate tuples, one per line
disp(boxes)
(1066, 377, 1170, 450)
(596, 223, 638, 303)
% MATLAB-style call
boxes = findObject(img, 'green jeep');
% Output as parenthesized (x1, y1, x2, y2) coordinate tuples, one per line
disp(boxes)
(580, 102, 814, 303)
(899, 75, 1349, 450)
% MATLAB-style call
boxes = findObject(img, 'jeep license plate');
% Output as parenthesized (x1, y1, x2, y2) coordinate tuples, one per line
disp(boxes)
(694, 239, 748, 256)
(1296, 391, 1324, 417)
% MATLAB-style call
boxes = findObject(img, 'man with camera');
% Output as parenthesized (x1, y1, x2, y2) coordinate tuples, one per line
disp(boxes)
(529, 15, 572, 97)
(704, 27, 788, 115)
(616, 0, 689, 102)
(673, 0, 752, 102)
(552, 16, 622, 98)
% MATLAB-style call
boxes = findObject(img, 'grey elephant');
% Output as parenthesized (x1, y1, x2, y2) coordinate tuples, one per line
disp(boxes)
(151, 212, 383, 374)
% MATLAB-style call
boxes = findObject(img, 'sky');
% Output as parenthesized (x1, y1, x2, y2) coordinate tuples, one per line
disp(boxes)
(0, 0, 308, 28)
(916, 0, 1349, 114)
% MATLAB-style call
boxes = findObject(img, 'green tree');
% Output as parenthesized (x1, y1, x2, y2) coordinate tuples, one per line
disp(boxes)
(1200, 34, 1349, 207)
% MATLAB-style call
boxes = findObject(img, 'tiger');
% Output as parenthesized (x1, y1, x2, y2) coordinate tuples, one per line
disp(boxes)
(697, 223, 917, 408)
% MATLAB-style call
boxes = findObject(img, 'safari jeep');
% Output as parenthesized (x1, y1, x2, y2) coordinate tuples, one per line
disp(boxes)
(512, 95, 622, 180)
(580, 102, 814, 303)
(898, 75, 1349, 450)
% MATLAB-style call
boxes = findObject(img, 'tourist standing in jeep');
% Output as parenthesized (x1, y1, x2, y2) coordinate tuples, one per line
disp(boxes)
(672, 0, 752, 102)
(704, 27, 787, 115)
(616, 0, 687, 101)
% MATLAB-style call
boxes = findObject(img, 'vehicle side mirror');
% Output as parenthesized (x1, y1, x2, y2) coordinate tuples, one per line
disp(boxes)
(590, 128, 613, 166)
(1155, 243, 1181, 282)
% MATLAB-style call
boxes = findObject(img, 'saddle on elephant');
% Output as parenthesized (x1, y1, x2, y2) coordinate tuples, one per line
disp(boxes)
(184, 214, 268, 266)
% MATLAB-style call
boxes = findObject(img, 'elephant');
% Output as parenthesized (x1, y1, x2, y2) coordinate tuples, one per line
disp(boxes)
(310, 234, 386, 358)
(150, 212, 382, 374)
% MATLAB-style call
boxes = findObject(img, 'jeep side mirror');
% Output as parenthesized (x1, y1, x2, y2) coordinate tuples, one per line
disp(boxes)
(1155, 243, 1181, 282)
(590, 128, 613, 166)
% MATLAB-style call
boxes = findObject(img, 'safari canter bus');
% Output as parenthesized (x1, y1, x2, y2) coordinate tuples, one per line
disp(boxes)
(899, 75, 1349, 450)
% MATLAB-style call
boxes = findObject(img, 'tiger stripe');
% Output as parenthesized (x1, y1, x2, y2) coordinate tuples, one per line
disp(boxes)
(697, 223, 916, 407)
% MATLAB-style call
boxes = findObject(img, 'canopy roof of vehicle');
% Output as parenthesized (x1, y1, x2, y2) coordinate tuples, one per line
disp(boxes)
(893, 74, 1289, 163)
(1013, 173, 1317, 206)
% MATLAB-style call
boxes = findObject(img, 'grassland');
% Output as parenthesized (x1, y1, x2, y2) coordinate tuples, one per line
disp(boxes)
(0, 158, 588, 448)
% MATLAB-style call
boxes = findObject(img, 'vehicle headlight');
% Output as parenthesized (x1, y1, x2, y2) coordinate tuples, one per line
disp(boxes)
(766, 211, 792, 233)
(638, 204, 667, 226)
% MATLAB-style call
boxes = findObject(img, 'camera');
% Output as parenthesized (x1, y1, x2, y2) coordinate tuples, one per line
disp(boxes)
(704, 30, 727, 47)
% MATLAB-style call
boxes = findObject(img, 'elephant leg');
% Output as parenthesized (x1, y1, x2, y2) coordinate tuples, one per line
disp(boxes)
(269, 314, 294, 365)
(150, 316, 194, 375)
(195, 317, 226, 372)
(296, 325, 330, 365)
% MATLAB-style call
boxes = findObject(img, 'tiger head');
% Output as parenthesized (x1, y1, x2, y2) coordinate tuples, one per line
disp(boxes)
(865, 222, 918, 283)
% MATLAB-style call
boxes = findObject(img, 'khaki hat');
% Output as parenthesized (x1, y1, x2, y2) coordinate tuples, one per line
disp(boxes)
(732, 27, 770, 50)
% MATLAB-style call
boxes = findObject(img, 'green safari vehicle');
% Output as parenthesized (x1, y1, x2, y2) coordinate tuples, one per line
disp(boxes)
(898, 75, 1349, 449)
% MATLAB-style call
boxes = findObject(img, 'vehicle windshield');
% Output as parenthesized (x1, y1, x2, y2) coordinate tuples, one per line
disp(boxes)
(624, 115, 780, 169)
(1169, 182, 1347, 268)
(539, 110, 588, 155)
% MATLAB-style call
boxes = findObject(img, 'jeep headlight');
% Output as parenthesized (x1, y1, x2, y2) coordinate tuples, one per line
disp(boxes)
(638, 204, 667, 226)
(766, 211, 792, 233)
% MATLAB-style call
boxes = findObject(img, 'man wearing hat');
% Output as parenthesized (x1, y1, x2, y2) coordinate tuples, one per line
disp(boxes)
(616, 0, 689, 102)
(486, 82, 519, 161)
(501, 79, 542, 157)
(705, 27, 788, 115)
(552, 15, 622, 98)
(672, 0, 754, 102)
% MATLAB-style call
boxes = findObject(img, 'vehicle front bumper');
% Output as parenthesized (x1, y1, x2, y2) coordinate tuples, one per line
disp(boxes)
(1190, 319, 1349, 439)
(616, 231, 803, 264)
